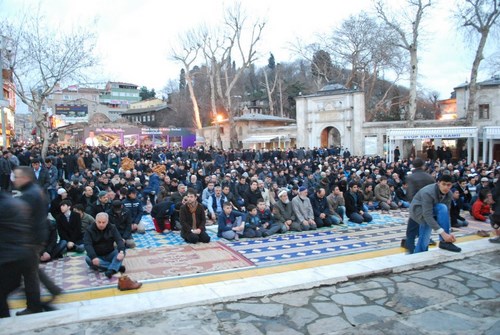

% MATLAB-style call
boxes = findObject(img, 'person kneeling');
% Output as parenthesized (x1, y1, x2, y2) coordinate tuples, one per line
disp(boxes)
(84, 212, 126, 279)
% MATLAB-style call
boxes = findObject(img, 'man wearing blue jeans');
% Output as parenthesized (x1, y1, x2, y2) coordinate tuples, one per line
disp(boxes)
(409, 174, 461, 253)
(84, 212, 126, 279)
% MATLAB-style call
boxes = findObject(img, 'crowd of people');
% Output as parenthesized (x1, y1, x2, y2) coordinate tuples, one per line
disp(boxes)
(0, 142, 499, 317)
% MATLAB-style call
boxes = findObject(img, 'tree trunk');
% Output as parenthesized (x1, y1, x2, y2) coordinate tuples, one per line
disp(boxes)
(185, 72, 202, 129)
(263, 69, 275, 115)
(466, 30, 488, 126)
(407, 47, 418, 127)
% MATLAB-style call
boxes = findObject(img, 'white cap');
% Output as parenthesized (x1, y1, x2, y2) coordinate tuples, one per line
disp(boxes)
(57, 188, 67, 195)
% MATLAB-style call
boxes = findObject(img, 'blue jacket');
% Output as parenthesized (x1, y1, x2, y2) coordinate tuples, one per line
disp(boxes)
(217, 210, 244, 237)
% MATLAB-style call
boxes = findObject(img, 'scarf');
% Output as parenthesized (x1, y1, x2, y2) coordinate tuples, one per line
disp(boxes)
(187, 201, 199, 230)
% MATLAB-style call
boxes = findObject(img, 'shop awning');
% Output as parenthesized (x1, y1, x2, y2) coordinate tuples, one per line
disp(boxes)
(483, 126, 500, 139)
(387, 127, 478, 140)
(241, 135, 278, 143)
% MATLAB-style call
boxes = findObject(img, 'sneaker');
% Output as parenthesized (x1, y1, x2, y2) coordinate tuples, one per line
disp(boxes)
(489, 236, 500, 244)
(119, 266, 126, 273)
(439, 242, 462, 252)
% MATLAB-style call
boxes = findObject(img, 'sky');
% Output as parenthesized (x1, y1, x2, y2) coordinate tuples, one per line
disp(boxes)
(0, 0, 498, 102)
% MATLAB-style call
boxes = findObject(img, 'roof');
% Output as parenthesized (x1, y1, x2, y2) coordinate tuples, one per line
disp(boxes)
(242, 135, 293, 143)
(120, 104, 171, 115)
(235, 113, 295, 122)
(454, 75, 500, 90)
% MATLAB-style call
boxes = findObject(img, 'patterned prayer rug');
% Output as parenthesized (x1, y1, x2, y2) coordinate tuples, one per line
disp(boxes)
(20, 242, 253, 296)
(133, 229, 220, 248)
(225, 222, 408, 265)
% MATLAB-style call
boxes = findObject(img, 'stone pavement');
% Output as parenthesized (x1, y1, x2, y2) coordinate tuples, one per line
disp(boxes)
(2, 239, 499, 335)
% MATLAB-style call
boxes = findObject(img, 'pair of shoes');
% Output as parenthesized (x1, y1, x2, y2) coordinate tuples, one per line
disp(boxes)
(439, 242, 462, 252)
(16, 308, 43, 316)
(119, 265, 126, 273)
(477, 230, 490, 237)
(105, 270, 117, 279)
(489, 236, 500, 244)
(428, 239, 437, 246)
(400, 239, 407, 249)
(118, 275, 142, 291)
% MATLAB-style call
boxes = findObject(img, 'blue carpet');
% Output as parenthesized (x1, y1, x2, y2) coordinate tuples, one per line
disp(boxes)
(133, 229, 220, 248)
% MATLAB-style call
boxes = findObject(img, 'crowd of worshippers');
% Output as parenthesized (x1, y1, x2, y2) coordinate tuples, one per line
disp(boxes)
(1, 144, 499, 250)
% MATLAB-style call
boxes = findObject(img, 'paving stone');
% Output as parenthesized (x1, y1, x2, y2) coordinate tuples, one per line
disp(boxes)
(409, 277, 437, 288)
(406, 310, 478, 332)
(215, 310, 240, 321)
(225, 303, 283, 317)
(219, 321, 264, 335)
(445, 258, 498, 275)
(330, 292, 367, 305)
(311, 302, 342, 316)
(388, 282, 454, 312)
(360, 289, 387, 300)
(265, 324, 302, 335)
(336, 281, 381, 293)
(446, 274, 465, 282)
(374, 298, 388, 305)
(343, 305, 397, 326)
(473, 288, 498, 299)
(271, 289, 314, 306)
(411, 267, 453, 280)
(446, 302, 489, 318)
(466, 278, 490, 288)
(285, 307, 319, 328)
(307, 316, 353, 334)
(437, 277, 471, 296)
(312, 295, 330, 302)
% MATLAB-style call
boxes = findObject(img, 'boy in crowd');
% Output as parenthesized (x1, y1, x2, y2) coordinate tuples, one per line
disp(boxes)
(217, 202, 245, 240)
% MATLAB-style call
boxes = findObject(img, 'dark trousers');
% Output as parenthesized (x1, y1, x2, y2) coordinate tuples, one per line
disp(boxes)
(0, 256, 31, 317)
(183, 231, 211, 244)
(21, 249, 42, 312)
(405, 218, 420, 254)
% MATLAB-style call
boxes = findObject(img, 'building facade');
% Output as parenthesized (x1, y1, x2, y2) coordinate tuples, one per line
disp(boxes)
(1, 69, 16, 147)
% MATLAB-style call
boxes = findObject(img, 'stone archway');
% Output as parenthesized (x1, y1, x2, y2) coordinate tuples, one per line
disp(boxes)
(320, 126, 341, 148)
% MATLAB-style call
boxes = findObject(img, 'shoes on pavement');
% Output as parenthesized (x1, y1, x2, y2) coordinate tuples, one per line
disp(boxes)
(16, 308, 43, 316)
(119, 265, 126, 273)
(439, 242, 462, 252)
(118, 275, 142, 291)
(428, 239, 437, 246)
(477, 230, 490, 237)
(489, 236, 500, 243)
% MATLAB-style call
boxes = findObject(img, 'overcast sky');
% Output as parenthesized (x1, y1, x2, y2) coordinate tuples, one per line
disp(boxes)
(1, 0, 497, 101)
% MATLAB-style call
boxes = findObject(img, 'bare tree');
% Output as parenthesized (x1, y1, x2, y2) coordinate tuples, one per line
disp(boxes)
(170, 29, 203, 129)
(207, 3, 265, 148)
(375, 0, 432, 126)
(3, 12, 97, 158)
(455, 0, 500, 125)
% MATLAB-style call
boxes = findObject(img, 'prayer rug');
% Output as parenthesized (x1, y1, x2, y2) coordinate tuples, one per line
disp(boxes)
(10, 242, 254, 298)
(133, 229, 219, 248)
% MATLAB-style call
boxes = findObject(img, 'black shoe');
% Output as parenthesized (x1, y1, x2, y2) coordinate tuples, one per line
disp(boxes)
(439, 242, 461, 252)
(119, 265, 126, 273)
(105, 270, 116, 279)
(428, 239, 437, 246)
(401, 239, 407, 249)
(41, 303, 57, 312)
(16, 308, 43, 316)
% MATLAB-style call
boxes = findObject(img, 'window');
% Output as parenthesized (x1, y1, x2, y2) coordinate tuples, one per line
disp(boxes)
(63, 95, 71, 100)
(479, 104, 490, 119)
(151, 115, 155, 121)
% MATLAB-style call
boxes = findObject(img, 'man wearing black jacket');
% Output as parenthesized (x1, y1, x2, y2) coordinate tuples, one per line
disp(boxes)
(107, 200, 135, 248)
(84, 212, 126, 279)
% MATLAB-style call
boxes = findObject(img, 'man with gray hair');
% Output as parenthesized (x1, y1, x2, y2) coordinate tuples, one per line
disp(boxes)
(83, 212, 126, 279)
(273, 190, 301, 232)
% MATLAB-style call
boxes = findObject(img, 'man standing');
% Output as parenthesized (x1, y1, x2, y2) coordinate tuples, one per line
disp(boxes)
(410, 174, 460, 253)
(403, 158, 435, 253)
(12, 166, 55, 315)
(0, 193, 33, 317)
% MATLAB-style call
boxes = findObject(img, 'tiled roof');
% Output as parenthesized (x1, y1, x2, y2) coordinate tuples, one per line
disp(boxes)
(120, 105, 171, 115)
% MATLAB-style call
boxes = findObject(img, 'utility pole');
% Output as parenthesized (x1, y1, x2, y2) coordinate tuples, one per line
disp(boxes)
(0, 36, 8, 148)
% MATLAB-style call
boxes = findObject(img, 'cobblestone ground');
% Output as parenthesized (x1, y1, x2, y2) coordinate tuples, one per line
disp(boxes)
(18, 252, 500, 335)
